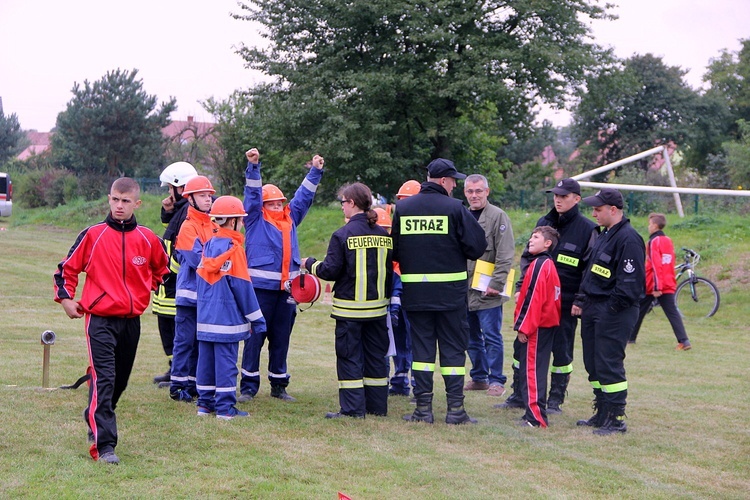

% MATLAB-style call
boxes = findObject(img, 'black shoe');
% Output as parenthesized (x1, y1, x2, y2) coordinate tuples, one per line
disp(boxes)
(493, 395, 525, 409)
(153, 371, 170, 384)
(325, 412, 364, 419)
(517, 417, 540, 427)
(157, 381, 170, 389)
(547, 400, 563, 415)
(237, 393, 255, 403)
(170, 390, 194, 403)
(98, 451, 120, 464)
(271, 387, 296, 402)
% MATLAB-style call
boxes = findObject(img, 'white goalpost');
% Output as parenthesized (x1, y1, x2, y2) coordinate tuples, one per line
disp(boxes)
(569, 145, 750, 217)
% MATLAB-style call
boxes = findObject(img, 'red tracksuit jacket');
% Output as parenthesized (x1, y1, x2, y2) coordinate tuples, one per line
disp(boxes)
(645, 231, 677, 295)
(513, 253, 561, 335)
(54, 213, 169, 317)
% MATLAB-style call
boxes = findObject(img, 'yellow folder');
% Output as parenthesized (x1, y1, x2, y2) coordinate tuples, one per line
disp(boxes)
(471, 261, 515, 298)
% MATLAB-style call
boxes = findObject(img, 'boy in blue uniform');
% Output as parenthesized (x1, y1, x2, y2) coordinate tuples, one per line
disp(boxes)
(195, 196, 266, 420)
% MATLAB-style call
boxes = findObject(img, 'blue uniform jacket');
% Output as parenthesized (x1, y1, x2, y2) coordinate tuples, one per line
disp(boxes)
(196, 229, 266, 343)
(243, 161, 323, 290)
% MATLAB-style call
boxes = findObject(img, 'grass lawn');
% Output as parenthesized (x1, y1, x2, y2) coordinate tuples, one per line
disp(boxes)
(0, 205, 748, 498)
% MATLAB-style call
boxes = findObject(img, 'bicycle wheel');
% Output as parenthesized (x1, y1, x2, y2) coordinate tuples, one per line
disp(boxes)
(675, 277, 720, 319)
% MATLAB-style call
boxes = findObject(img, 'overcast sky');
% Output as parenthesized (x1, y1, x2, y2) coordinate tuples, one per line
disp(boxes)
(1, 0, 748, 132)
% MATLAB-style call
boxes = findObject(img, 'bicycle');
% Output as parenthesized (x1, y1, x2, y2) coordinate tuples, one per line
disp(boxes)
(673, 248, 720, 319)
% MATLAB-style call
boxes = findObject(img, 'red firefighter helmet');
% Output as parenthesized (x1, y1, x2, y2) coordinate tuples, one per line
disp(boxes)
(396, 180, 420, 199)
(262, 184, 287, 202)
(290, 273, 322, 304)
(182, 175, 216, 195)
(373, 207, 391, 229)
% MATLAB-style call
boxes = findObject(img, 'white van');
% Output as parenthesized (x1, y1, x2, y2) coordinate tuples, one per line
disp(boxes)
(0, 172, 12, 217)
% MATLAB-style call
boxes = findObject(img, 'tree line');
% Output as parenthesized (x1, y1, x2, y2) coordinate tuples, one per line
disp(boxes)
(1, 1, 749, 211)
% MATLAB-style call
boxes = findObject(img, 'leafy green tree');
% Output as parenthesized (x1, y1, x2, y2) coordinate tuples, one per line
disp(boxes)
(52, 69, 176, 197)
(572, 54, 700, 171)
(231, 0, 613, 195)
(703, 39, 750, 134)
(0, 110, 26, 167)
(723, 119, 750, 189)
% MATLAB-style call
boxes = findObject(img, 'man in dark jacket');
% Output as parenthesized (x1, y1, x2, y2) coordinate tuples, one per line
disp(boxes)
(501, 178, 598, 413)
(392, 158, 487, 425)
(574, 188, 645, 435)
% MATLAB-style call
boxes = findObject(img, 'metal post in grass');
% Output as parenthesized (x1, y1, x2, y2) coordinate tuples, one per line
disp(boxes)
(41, 330, 56, 388)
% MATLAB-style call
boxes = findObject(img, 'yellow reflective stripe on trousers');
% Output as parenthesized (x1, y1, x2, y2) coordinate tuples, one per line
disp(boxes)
(440, 366, 466, 376)
(512, 358, 520, 369)
(551, 363, 573, 374)
(590, 380, 601, 389)
(339, 379, 364, 389)
(601, 381, 628, 393)
(363, 377, 388, 387)
(400, 271, 467, 283)
(412, 362, 435, 372)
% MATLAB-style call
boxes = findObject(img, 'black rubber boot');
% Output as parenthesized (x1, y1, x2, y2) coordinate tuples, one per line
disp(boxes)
(494, 366, 524, 409)
(594, 403, 627, 435)
(547, 373, 570, 414)
(403, 393, 434, 423)
(445, 394, 477, 425)
(271, 384, 296, 402)
(576, 393, 605, 427)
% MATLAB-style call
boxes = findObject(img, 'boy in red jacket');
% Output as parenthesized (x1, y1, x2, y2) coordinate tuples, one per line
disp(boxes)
(512, 226, 561, 428)
(629, 213, 691, 350)
(54, 178, 169, 464)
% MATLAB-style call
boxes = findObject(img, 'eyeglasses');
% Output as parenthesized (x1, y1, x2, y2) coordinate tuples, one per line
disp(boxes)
(339, 199, 350, 205)
(465, 189, 487, 195)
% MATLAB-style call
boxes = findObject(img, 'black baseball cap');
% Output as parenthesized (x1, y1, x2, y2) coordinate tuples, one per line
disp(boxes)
(582, 188, 624, 209)
(426, 158, 466, 180)
(547, 178, 581, 196)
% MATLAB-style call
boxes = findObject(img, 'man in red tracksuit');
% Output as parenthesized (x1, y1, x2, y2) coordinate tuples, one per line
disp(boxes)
(512, 226, 561, 428)
(54, 178, 169, 465)
(629, 213, 691, 350)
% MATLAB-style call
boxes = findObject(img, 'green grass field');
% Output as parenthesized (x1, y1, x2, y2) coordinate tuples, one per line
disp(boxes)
(0, 200, 748, 498)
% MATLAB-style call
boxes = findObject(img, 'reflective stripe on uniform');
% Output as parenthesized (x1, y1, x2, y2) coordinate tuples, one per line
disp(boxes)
(550, 363, 573, 374)
(363, 377, 388, 386)
(249, 268, 300, 281)
(412, 362, 435, 372)
(331, 297, 389, 319)
(246, 178, 263, 188)
(197, 322, 250, 335)
(339, 379, 364, 389)
(601, 381, 628, 393)
(176, 289, 198, 300)
(589, 380, 601, 389)
(440, 366, 466, 376)
(152, 285, 176, 315)
(400, 271, 467, 283)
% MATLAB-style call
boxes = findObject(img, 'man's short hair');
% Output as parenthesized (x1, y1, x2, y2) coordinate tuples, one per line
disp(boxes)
(532, 225, 560, 252)
(111, 177, 141, 198)
(649, 212, 667, 229)
(464, 174, 489, 188)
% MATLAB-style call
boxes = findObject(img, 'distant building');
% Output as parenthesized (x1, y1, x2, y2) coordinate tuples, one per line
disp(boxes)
(17, 131, 52, 160)
(16, 116, 216, 163)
